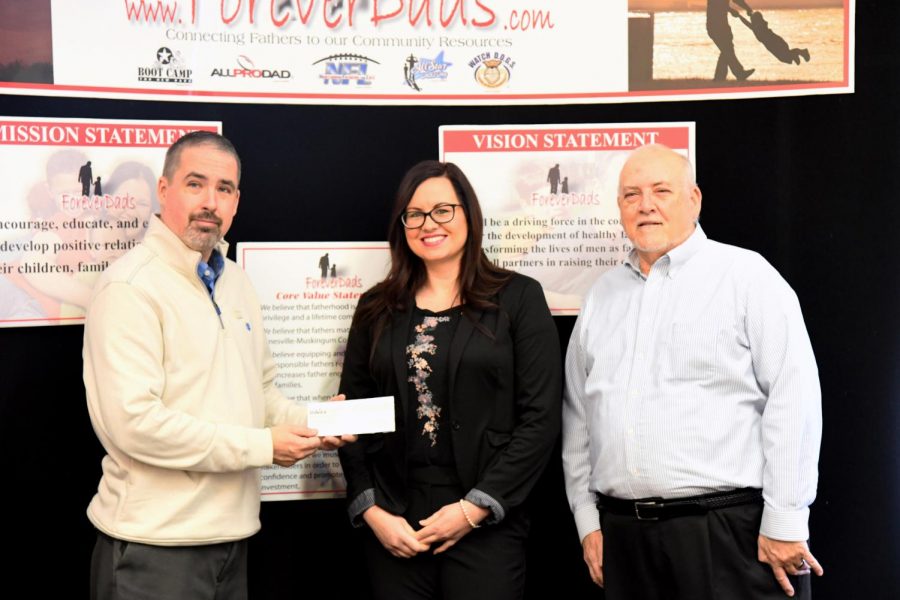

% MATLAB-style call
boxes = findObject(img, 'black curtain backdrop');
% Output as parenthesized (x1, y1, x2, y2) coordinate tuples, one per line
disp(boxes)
(1, 4, 898, 598)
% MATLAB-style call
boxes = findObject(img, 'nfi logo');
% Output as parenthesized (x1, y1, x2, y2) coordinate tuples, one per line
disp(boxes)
(313, 54, 380, 86)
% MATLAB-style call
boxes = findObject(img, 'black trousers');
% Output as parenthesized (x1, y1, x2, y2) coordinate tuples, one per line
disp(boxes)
(601, 502, 811, 600)
(364, 475, 529, 600)
(90, 531, 248, 600)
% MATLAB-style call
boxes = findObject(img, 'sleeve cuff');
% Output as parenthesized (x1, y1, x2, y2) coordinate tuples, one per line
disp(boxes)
(573, 503, 601, 542)
(466, 489, 505, 524)
(348, 488, 376, 528)
(248, 427, 275, 468)
(760, 504, 810, 541)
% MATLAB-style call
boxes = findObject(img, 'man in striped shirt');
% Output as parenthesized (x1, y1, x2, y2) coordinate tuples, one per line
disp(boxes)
(562, 144, 823, 599)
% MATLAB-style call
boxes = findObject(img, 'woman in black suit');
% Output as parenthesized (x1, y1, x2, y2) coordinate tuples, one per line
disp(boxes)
(338, 161, 561, 599)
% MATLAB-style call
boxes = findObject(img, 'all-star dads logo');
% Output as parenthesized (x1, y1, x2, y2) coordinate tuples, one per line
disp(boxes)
(403, 51, 452, 92)
(211, 55, 292, 80)
(469, 51, 515, 89)
(138, 47, 192, 84)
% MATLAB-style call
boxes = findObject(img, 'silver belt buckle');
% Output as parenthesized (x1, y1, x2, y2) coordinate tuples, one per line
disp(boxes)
(634, 501, 660, 521)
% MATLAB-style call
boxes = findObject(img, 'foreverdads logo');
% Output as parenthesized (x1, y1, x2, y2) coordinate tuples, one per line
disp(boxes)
(138, 47, 192, 84)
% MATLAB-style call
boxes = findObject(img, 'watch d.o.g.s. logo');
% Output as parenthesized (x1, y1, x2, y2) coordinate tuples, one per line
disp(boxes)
(469, 52, 515, 89)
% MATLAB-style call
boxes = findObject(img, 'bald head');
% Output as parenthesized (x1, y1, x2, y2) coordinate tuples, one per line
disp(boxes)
(619, 144, 696, 193)
(617, 144, 702, 274)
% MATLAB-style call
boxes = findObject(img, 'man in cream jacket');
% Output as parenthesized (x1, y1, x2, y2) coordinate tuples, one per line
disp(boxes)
(83, 131, 351, 599)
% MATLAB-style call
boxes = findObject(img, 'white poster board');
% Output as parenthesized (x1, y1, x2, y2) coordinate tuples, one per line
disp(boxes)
(0, 117, 220, 327)
(0, 2, 853, 104)
(238, 241, 391, 500)
(440, 122, 695, 315)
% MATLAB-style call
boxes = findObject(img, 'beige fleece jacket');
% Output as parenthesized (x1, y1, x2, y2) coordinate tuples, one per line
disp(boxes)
(83, 216, 306, 545)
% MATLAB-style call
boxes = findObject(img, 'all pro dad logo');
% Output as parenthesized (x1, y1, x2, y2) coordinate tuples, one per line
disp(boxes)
(138, 47, 192, 84)
(211, 55, 292, 81)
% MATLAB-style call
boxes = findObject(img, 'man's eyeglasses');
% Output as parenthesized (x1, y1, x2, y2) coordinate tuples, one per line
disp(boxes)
(400, 204, 463, 229)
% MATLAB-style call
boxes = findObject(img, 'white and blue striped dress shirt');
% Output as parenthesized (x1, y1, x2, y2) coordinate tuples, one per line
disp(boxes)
(563, 225, 821, 543)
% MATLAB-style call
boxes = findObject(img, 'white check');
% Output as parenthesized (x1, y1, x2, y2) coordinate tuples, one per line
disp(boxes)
(306, 396, 395, 437)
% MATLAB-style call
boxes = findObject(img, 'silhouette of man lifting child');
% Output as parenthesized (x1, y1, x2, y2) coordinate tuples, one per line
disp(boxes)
(707, 0, 810, 82)
(731, 5, 811, 66)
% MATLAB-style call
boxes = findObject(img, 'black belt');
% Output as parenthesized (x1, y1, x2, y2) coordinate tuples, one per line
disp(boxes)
(597, 487, 762, 521)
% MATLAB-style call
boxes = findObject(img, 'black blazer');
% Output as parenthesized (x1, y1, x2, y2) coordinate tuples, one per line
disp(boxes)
(338, 273, 562, 519)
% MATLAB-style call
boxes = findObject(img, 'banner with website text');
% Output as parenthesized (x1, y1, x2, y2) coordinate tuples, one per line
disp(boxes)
(0, 117, 220, 328)
(238, 241, 391, 501)
(0, 1, 852, 104)
(440, 122, 694, 315)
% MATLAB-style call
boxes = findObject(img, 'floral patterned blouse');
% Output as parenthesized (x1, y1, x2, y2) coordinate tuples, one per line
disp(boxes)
(406, 306, 459, 466)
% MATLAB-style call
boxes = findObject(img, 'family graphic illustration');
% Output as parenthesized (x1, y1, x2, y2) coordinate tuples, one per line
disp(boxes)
(76, 160, 107, 197)
(709, 0, 810, 81)
(546, 164, 570, 195)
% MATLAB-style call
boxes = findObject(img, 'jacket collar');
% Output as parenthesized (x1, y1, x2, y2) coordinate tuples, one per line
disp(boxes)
(391, 306, 415, 413)
(143, 214, 230, 280)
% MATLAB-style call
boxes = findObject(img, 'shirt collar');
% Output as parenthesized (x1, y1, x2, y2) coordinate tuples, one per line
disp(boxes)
(197, 249, 225, 296)
(665, 224, 707, 277)
(625, 224, 708, 279)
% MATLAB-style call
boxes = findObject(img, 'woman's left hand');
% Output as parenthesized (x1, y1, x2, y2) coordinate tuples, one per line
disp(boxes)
(415, 500, 490, 554)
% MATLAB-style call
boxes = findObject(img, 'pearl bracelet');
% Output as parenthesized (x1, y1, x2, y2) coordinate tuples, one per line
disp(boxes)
(459, 499, 481, 529)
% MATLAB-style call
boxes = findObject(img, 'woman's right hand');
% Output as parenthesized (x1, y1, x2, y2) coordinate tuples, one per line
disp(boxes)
(363, 505, 430, 558)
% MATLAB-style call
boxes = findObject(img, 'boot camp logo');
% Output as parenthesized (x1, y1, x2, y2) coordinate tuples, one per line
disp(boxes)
(138, 47, 192, 84)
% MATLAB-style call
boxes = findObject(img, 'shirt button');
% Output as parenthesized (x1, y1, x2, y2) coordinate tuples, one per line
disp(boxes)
(629, 391, 639, 399)
(451, 421, 461, 431)
(627, 428, 635, 438)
